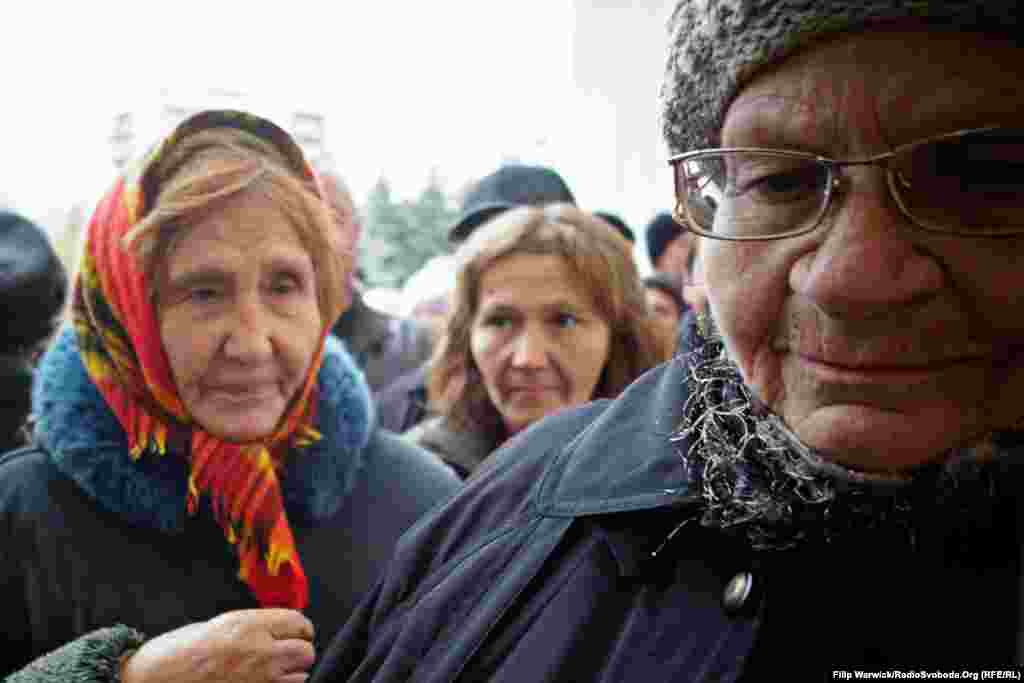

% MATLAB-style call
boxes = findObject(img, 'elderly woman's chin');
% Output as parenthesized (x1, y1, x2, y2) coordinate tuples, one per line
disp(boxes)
(189, 391, 290, 444)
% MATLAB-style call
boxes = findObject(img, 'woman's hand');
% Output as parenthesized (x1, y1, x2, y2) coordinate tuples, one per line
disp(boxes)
(120, 609, 315, 683)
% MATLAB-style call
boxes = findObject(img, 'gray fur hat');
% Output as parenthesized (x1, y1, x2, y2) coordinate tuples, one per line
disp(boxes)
(661, 1, 1022, 155)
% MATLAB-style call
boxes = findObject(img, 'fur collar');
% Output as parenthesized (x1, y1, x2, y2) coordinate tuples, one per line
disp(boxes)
(32, 326, 374, 534)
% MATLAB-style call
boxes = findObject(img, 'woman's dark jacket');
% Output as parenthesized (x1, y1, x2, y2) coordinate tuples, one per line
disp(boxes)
(331, 290, 434, 396)
(0, 330, 461, 678)
(403, 416, 497, 480)
(313, 350, 1023, 682)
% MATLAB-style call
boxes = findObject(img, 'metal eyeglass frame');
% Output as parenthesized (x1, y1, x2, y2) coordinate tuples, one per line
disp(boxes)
(667, 125, 1022, 241)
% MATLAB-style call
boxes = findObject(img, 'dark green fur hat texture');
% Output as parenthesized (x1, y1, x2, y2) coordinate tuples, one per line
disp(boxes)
(661, 0, 1022, 155)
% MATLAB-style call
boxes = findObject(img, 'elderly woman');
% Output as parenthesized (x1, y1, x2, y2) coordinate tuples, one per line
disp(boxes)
(312, 2, 1024, 680)
(405, 204, 673, 478)
(0, 111, 460, 682)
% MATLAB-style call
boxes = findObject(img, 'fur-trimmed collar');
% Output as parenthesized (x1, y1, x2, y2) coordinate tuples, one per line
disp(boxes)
(32, 326, 374, 534)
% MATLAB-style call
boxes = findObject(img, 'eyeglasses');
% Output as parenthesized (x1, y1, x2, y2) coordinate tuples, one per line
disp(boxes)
(668, 127, 1024, 241)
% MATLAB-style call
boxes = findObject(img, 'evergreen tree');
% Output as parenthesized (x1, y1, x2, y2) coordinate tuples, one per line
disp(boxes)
(361, 173, 457, 289)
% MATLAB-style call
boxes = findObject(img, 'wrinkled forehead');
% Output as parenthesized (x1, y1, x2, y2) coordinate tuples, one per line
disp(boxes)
(476, 253, 595, 310)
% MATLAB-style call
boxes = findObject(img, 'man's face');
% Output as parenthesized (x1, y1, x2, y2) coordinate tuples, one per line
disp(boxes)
(656, 232, 695, 281)
(645, 287, 683, 332)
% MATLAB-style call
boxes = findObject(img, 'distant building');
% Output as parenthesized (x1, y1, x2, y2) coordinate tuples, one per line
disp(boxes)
(109, 89, 333, 171)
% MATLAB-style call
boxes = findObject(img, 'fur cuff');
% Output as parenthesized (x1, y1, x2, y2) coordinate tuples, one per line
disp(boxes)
(7, 626, 146, 683)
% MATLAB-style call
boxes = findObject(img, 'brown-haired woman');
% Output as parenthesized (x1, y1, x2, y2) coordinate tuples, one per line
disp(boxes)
(0, 110, 459, 682)
(406, 203, 674, 478)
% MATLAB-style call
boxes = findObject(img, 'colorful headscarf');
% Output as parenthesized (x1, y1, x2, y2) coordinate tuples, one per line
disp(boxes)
(72, 110, 329, 609)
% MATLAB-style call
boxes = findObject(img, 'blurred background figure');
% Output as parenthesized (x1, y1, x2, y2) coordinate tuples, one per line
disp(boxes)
(372, 254, 457, 434)
(320, 171, 435, 394)
(642, 271, 687, 342)
(406, 204, 673, 478)
(594, 210, 635, 244)
(0, 210, 67, 453)
(645, 207, 709, 349)
(399, 254, 458, 345)
(448, 163, 576, 245)
(644, 209, 694, 283)
(375, 163, 579, 435)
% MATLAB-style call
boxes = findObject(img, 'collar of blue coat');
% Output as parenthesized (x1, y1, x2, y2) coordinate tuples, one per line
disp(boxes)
(31, 326, 374, 533)
(533, 355, 701, 518)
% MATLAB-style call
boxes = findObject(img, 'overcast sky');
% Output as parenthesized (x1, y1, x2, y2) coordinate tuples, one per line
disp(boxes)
(2, 1, 672, 252)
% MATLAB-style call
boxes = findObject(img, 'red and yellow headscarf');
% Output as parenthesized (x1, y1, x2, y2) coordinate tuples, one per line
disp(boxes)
(72, 111, 330, 609)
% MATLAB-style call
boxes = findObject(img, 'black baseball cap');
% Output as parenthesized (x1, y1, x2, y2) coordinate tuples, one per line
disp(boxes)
(450, 164, 576, 243)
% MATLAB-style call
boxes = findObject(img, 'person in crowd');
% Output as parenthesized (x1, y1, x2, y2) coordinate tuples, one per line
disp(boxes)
(398, 254, 458, 346)
(594, 210, 635, 244)
(320, 172, 435, 395)
(0, 210, 67, 453)
(644, 209, 694, 282)
(642, 270, 687, 339)
(369, 256, 457, 435)
(448, 163, 576, 245)
(312, 1, 1024, 679)
(374, 163, 579, 434)
(0, 110, 460, 681)
(404, 203, 673, 479)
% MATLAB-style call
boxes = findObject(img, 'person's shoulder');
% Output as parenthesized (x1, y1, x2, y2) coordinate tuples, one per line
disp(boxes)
(0, 446, 57, 481)
(346, 361, 690, 630)
(404, 357, 689, 536)
(359, 428, 463, 504)
(0, 446, 61, 513)
(484, 357, 692, 516)
(404, 416, 491, 478)
(469, 399, 614, 489)
(386, 398, 615, 563)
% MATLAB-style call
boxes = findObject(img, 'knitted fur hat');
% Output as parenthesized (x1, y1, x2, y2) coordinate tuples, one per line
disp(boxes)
(661, 1, 1023, 155)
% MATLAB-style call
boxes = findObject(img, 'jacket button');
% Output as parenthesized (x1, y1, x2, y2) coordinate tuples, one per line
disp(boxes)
(722, 571, 755, 614)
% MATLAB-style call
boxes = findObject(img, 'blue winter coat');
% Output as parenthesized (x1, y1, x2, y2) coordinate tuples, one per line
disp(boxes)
(0, 329, 462, 679)
(313, 352, 1023, 682)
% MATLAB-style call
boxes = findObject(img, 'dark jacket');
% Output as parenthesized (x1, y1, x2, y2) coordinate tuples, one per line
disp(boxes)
(0, 355, 34, 453)
(0, 329, 461, 679)
(404, 416, 498, 480)
(332, 290, 434, 395)
(314, 353, 1022, 682)
(374, 363, 432, 434)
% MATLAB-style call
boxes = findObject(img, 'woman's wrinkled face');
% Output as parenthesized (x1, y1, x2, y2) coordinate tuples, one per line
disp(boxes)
(705, 29, 1024, 472)
(471, 253, 612, 437)
(158, 191, 323, 443)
